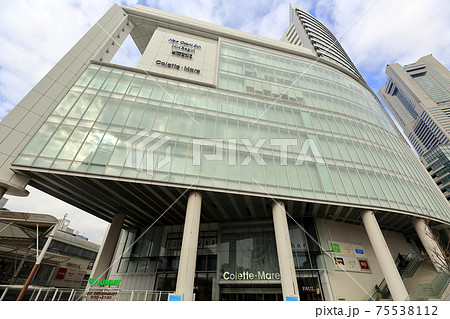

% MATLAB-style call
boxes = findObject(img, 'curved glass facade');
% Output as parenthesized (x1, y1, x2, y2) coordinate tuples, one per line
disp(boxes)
(13, 41, 450, 223)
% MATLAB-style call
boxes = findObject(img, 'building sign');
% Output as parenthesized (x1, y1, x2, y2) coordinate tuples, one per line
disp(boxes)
(75, 271, 85, 282)
(329, 241, 371, 273)
(55, 267, 67, 280)
(358, 259, 370, 271)
(168, 38, 202, 49)
(88, 278, 121, 286)
(302, 286, 315, 292)
(341, 243, 354, 256)
(168, 38, 201, 59)
(155, 60, 200, 74)
(138, 28, 218, 86)
(330, 243, 341, 253)
(86, 291, 118, 300)
(65, 269, 76, 281)
(222, 270, 281, 281)
(168, 294, 182, 301)
(354, 245, 365, 255)
(334, 257, 344, 266)
(290, 227, 308, 252)
(346, 258, 358, 270)
(155, 38, 202, 72)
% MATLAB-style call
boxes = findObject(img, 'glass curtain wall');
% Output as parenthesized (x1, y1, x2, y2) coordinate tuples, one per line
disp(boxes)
(219, 223, 280, 282)
(14, 42, 450, 223)
(289, 217, 324, 301)
(117, 223, 217, 300)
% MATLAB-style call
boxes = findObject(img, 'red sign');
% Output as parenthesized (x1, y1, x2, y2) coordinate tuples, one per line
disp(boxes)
(358, 259, 370, 270)
(55, 267, 67, 279)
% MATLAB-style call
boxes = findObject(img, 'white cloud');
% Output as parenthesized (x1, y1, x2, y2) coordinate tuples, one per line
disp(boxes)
(241, 1, 289, 39)
(110, 32, 142, 68)
(0, 101, 13, 120)
(0, 0, 138, 120)
(312, 0, 450, 78)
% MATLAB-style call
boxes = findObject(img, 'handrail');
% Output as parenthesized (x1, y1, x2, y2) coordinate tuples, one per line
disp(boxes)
(409, 271, 450, 301)
(365, 253, 423, 301)
(399, 253, 424, 278)
(365, 278, 390, 301)
(0, 285, 175, 301)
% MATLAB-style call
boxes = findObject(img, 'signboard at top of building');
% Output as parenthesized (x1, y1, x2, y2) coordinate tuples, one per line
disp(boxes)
(153, 36, 202, 74)
(168, 38, 201, 60)
(139, 28, 218, 86)
(168, 38, 202, 50)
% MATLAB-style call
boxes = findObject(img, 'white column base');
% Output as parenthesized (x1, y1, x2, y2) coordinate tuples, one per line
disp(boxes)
(272, 201, 300, 301)
(175, 192, 202, 301)
(361, 210, 408, 301)
(91, 213, 125, 280)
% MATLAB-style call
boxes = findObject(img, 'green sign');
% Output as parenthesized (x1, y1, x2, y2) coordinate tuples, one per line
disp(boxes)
(88, 278, 121, 286)
(330, 243, 341, 253)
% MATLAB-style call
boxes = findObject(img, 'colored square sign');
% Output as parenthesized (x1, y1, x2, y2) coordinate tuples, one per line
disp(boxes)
(334, 257, 345, 266)
(286, 296, 299, 301)
(330, 243, 341, 253)
(358, 259, 370, 271)
(169, 294, 182, 301)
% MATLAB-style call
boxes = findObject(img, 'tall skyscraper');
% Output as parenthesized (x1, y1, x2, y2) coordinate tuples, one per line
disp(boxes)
(0, 4, 448, 301)
(421, 144, 450, 201)
(281, 5, 363, 81)
(379, 55, 450, 157)
(379, 55, 450, 204)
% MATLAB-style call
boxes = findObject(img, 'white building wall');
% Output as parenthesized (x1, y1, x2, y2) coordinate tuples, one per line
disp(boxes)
(315, 218, 412, 301)
(0, 4, 131, 196)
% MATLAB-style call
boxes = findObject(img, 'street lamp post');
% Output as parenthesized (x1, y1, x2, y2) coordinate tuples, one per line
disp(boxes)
(16, 220, 61, 301)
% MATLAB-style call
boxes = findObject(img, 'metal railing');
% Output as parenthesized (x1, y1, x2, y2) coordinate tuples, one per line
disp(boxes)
(0, 285, 84, 301)
(409, 271, 450, 301)
(399, 253, 424, 278)
(365, 253, 423, 301)
(0, 285, 174, 301)
(366, 279, 390, 301)
(83, 288, 174, 301)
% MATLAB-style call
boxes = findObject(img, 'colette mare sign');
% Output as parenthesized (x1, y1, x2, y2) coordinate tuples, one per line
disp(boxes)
(222, 270, 281, 281)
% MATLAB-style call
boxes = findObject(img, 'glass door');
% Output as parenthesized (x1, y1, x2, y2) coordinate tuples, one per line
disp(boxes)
(296, 270, 323, 301)
(219, 285, 282, 301)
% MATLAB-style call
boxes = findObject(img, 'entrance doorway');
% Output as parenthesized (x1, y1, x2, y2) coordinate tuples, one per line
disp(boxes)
(297, 271, 324, 301)
(219, 285, 282, 301)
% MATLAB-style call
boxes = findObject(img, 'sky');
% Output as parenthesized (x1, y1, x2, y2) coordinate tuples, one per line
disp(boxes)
(0, 0, 449, 244)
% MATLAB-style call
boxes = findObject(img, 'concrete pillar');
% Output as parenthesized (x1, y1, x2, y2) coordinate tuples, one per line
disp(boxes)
(175, 192, 202, 301)
(272, 201, 300, 301)
(0, 186, 6, 199)
(444, 228, 450, 245)
(412, 218, 446, 272)
(361, 210, 408, 301)
(91, 213, 124, 280)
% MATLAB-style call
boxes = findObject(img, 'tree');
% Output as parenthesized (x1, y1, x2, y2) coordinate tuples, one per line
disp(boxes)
(424, 219, 450, 274)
